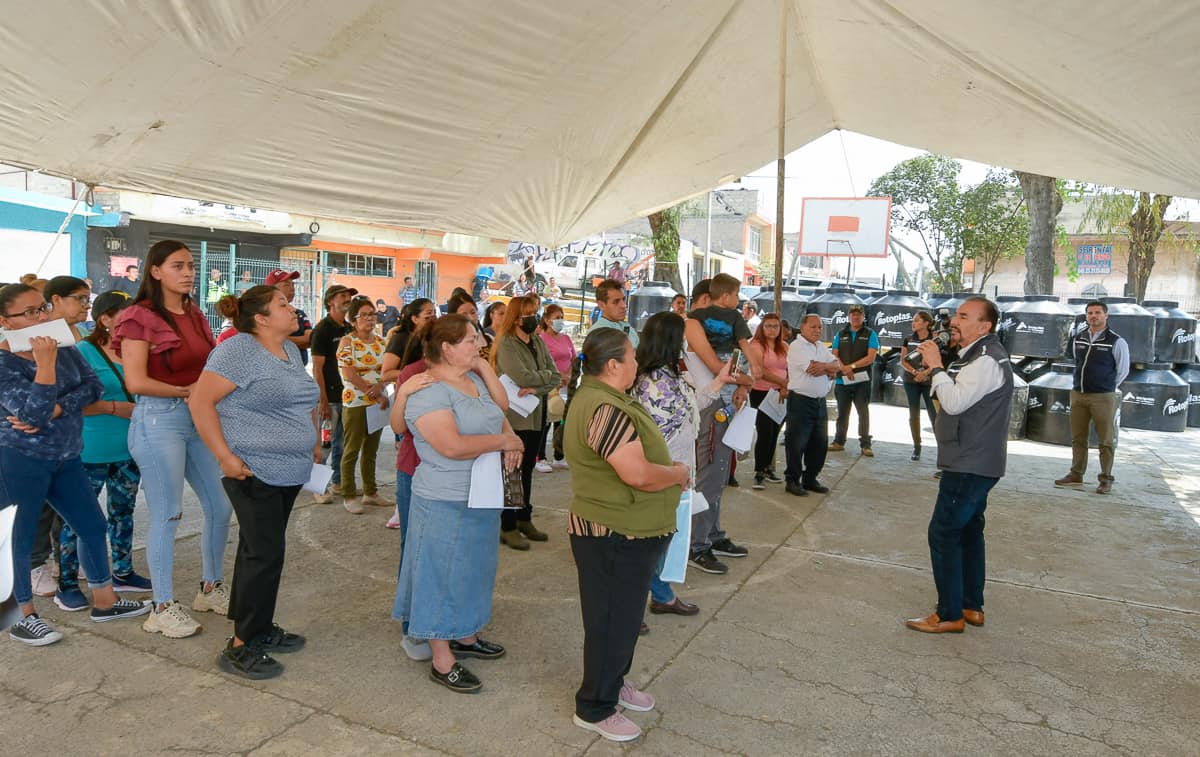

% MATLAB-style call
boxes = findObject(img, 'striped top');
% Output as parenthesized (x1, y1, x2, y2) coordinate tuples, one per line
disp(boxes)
(566, 403, 649, 538)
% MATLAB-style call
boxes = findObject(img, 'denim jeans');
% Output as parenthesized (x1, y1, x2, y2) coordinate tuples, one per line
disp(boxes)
(394, 471, 413, 546)
(129, 396, 232, 605)
(903, 381, 936, 448)
(0, 449, 112, 604)
(649, 574, 675, 604)
(59, 459, 141, 589)
(327, 402, 344, 486)
(928, 471, 998, 622)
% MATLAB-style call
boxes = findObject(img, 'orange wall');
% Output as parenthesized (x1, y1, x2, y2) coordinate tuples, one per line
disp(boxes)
(301, 239, 500, 307)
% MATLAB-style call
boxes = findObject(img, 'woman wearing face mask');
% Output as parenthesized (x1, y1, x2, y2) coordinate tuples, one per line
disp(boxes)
(491, 294, 561, 550)
(537, 304, 574, 471)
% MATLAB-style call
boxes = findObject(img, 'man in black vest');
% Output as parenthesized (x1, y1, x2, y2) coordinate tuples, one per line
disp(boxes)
(905, 297, 1013, 634)
(829, 305, 879, 456)
(1054, 301, 1129, 495)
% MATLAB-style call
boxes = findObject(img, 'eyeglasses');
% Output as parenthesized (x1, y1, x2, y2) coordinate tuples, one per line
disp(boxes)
(4, 303, 51, 319)
(356, 312, 378, 320)
(66, 294, 91, 306)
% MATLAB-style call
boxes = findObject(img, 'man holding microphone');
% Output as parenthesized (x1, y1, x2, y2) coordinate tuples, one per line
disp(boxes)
(905, 297, 1013, 634)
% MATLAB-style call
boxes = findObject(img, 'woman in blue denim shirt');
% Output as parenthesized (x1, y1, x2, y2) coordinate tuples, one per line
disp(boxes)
(0, 283, 151, 646)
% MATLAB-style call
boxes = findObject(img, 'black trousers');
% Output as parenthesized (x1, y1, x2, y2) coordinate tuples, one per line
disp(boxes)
(29, 505, 61, 569)
(501, 428, 540, 530)
(749, 389, 783, 474)
(571, 532, 670, 722)
(222, 477, 300, 644)
(833, 381, 872, 447)
(784, 394, 828, 486)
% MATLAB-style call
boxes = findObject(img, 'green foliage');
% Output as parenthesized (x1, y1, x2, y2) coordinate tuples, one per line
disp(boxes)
(1077, 186, 1173, 300)
(960, 170, 1029, 289)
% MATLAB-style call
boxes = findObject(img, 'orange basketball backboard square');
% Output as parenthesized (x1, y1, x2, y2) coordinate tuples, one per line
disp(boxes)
(827, 215, 860, 233)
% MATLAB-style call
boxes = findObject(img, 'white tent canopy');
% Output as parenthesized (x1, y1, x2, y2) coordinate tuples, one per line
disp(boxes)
(2, 1, 1198, 245)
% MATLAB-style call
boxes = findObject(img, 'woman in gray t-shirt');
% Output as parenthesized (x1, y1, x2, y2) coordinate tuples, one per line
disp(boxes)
(191, 286, 321, 681)
(390, 314, 525, 694)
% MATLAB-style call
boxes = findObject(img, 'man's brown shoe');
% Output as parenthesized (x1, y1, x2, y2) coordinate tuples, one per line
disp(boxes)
(905, 612, 965, 634)
(962, 609, 985, 627)
(1096, 479, 1112, 495)
(1054, 472, 1084, 488)
(828, 442, 845, 451)
(500, 529, 530, 551)
(649, 597, 700, 616)
(517, 520, 549, 541)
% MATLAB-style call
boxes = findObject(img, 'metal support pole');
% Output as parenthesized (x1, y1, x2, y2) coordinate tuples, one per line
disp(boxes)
(199, 240, 208, 301)
(704, 191, 712, 281)
(773, 1, 788, 315)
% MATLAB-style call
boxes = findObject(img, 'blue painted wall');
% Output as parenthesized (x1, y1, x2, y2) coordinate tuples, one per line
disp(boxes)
(0, 199, 91, 278)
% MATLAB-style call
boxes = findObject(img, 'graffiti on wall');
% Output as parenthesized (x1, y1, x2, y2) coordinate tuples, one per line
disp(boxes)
(507, 239, 655, 281)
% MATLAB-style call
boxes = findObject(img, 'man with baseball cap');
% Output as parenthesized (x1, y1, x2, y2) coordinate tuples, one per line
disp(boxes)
(310, 284, 357, 503)
(265, 270, 314, 365)
(829, 304, 880, 457)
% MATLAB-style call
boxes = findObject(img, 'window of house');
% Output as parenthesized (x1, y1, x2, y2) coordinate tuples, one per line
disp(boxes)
(320, 251, 393, 278)
(747, 227, 761, 262)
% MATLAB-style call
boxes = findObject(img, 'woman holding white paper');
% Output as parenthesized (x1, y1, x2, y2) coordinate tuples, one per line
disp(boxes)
(336, 298, 390, 513)
(189, 286, 320, 680)
(632, 312, 733, 621)
(392, 315, 524, 693)
(491, 294, 561, 550)
(747, 313, 789, 489)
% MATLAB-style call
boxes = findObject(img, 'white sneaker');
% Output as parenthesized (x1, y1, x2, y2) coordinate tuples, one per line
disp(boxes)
(192, 582, 230, 615)
(535, 460, 554, 473)
(30, 565, 56, 597)
(142, 601, 202, 638)
(343, 497, 364, 515)
(552, 459, 569, 470)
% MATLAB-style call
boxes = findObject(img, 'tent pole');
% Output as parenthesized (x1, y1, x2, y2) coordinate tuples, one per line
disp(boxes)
(773, 0, 787, 315)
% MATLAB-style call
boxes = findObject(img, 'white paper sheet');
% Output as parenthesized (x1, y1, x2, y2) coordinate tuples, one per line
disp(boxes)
(721, 405, 758, 453)
(500, 374, 540, 417)
(759, 389, 787, 425)
(1, 318, 76, 351)
(690, 490, 709, 515)
(468, 451, 507, 509)
(302, 463, 334, 495)
(365, 401, 390, 434)
(842, 370, 870, 385)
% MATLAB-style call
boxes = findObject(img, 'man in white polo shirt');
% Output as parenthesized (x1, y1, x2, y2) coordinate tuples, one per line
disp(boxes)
(783, 314, 842, 496)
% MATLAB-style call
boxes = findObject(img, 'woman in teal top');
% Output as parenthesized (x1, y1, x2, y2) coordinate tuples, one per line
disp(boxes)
(56, 290, 152, 610)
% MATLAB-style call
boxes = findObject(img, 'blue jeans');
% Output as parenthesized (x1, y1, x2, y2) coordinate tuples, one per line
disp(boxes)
(394, 471, 413, 546)
(59, 459, 141, 588)
(784, 394, 828, 485)
(649, 574, 675, 604)
(0, 449, 112, 604)
(928, 471, 998, 622)
(327, 403, 344, 486)
(129, 397, 232, 605)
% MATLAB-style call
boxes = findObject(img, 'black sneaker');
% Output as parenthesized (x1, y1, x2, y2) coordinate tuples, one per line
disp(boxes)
(430, 661, 482, 693)
(752, 474, 766, 490)
(90, 598, 152, 623)
(764, 470, 784, 484)
(257, 623, 306, 654)
(910, 448, 921, 462)
(688, 549, 729, 575)
(802, 481, 830, 494)
(711, 538, 749, 558)
(727, 476, 739, 488)
(9, 614, 63, 646)
(218, 639, 283, 680)
(785, 481, 809, 497)
(449, 637, 506, 660)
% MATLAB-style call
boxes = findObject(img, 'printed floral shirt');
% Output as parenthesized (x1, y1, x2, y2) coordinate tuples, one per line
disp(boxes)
(337, 333, 386, 407)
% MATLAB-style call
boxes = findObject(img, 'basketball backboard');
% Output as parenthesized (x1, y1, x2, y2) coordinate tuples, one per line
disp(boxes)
(797, 197, 892, 257)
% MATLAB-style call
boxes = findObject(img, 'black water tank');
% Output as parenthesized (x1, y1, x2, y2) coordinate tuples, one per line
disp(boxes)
(869, 290, 931, 348)
(1026, 364, 1076, 445)
(926, 292, 952, 310)
(627, 281, 677, 331)
(1100, 297, 1156, 364)
(1066, 297, 1092, 339)
(1119, 362, 1189, 431)
(1175, 363, 1200, 428)
(882, 355, 908, 407)
(1009, 374, 1029, 440)
(1004, 295, 1074, 358)
(1014, 356, 1054, 383)
(937, 291, 975, 318)
(1141, 300, 1197, 364)
(752, 285, 809, 327)
(806, 286, 866, 343)
(995, 295, 1024, 347)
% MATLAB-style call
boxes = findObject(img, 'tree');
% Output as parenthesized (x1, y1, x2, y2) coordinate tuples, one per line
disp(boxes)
(868, 155, 965, 293)
(646, 207, 684, 293)
(1014, 171, 1062, 295)
(961, 170, 1029, 291)
(1079, 189, 1173, 301)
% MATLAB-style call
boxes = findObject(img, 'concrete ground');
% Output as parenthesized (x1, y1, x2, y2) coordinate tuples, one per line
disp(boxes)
(3, 404, 1198, 756)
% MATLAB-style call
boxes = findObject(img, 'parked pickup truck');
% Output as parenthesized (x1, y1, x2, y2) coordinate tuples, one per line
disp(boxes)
(535, 253, 626, 292)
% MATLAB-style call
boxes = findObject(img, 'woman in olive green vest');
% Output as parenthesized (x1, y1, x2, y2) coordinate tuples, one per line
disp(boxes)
(564, 328, 690, 743)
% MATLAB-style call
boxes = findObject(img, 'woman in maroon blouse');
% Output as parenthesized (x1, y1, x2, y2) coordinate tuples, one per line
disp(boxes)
(112, 240, 233, 640)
